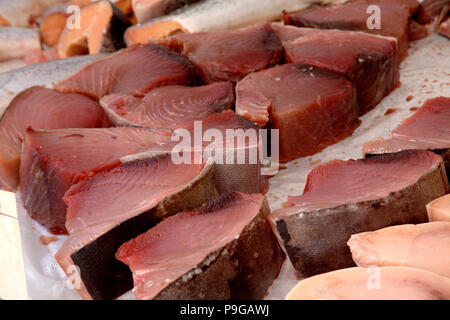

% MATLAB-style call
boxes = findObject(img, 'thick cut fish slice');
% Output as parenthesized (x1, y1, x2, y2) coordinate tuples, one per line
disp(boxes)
(271, 150, 449, 278)
(100, 82, 234, 128)
(284, 0, 416, 58)
(236, 63, 359, 162)
(132, 0, 201, 24)
(116, 192, 284, 300)
(286, 266, 450, 300)
(56, 154, 217, 300)
(124, 0, 335, 43)
(0, 0, 67, 27)
(427, 195, 450, 222)
(39, 10, 68, 47)
(272, 25, 399, 115)
(156, 24, 283, 84)
(348, 222, 450, 277)
(0, 87, 109, 191)
(0, 27, 41, 61)
(55, 43, 195, 100)
(19, 127, 173, 234)
(363, 97, 450, 178)
(57, 0, 131, 58)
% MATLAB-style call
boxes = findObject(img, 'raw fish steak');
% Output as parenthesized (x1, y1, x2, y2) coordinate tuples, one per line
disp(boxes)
(348, 222, 450, 278)
(116, 192, 284, 300)
(100, 82, 234, 128)
(56, 153, 217, 300)
(55, 43, 195, 100)
(235, 63, 359, 163)
(286, 266, 450, 300)
(271, 150, 449, 278)
(19, 127, 173, 234)
(272, 25, 399, 115)
(156, 24, 283, 84)
(0, 87, 109, 191)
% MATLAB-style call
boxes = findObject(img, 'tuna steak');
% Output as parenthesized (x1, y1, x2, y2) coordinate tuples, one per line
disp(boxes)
(348, 222, 450, 278)
(427, 195, 450, 222)
(55, 43, 195, 100)
(286, 266, 450, 300)
(0, 87, 109, 191)
(363, 97, 450, 178)
(56, 154, 217, 300)
(235, 63, 359, 163)
(100, 82, 234, 128)
(284, 1, 415, 58)
(156, 24, 283, 84)
(271, 150, 449, 278)
(116, 192, 284, 300)
(271, 25, 399, 115)
(19, 127, 173, 234)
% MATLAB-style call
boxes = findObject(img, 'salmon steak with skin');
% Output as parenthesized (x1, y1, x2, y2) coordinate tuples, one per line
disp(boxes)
(284, 0, 418, 59)
(156, 24, 283, 84)
(0, 87, 110, 192)
(272, 25, 399, 115)
(427, 194, 450, 222)
(57, 0, 131, 58)
(56, 154, 218, 300)
(100, 82, 234, 128)
(116, 192, 284, 300)
(19, 127, 174, 234)
(235, 63, 359, 163)
(348, 222, 450, 278)
(286, 266, 450, 300)
(271, 150, 449, 278)
(363, 97, 450, 178)
(55, 43, 195, 101)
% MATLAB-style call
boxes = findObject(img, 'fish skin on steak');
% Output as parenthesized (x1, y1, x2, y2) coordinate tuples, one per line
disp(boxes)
(272, 25, 400, 115)
(100, 82, 234, 129)
(19, 127, 173, 234)
(0, 87, 110, 192)
(235, 63, 359, 163)
(271, 150, 449, 278)
(55, 43, 196, 100)
(363, 97, 450, 178)
(155, 24, 284, 84)
(116, 192, 285, 300)
(56, 153, 218, 300)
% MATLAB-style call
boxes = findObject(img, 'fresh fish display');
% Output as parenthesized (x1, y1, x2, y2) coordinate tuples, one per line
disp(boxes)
(363, 97, 450, 178)
(57, 0, 131, 58)
(271, 150, 449, 278)
(0, 87, 109, 192)
(116, 192, 284, 300)
(124, 0, 334, 44)
(235, 63, 359, 162)
(55, 43, 195, 100)
(272, 25, 399, 115)
(100, 82, 234, 128)
(155, 24, 283, 83)
(427, 195, 450, 222)
(0, 27, 41, 61)
(56, 153, 217, 300)
(286, 266, 450, 300)
(348, 222, 450, 277)
(19, 127, 173, 234)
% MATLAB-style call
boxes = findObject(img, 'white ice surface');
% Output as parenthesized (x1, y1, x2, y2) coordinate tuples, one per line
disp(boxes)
(14, 33, 450, 300)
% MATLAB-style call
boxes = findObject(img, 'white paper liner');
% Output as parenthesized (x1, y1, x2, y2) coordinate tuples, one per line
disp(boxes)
(13, 33, 450, 300)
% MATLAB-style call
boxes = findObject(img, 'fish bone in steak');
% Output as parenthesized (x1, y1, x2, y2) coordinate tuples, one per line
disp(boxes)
(236, 63, 359, 163)
(363, 97, 450, 178)
(155, 24, 283, 84)
(0, 87, 110, 192)
(56, 153, 217, 300)
(271, 150, 449, 278)
(55, 43, 195, 100)
(116, 192, 284, 300)
(272, 25, 399, 115)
